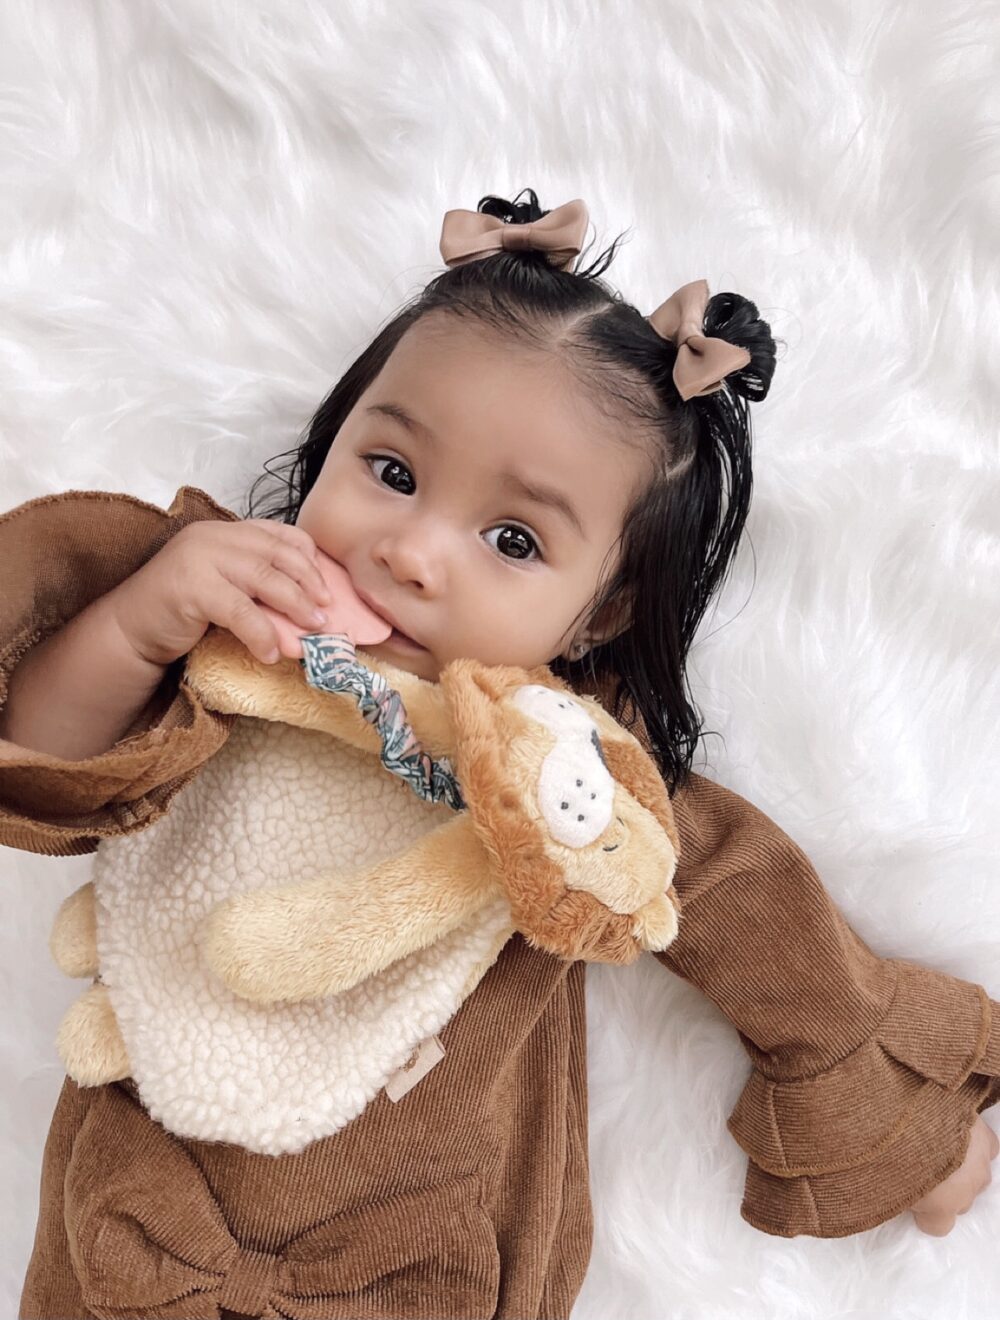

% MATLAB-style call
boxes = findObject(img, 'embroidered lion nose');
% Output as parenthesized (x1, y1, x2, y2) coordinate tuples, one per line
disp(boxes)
(509, 684, 615, 847)
(217, 1245, 279, 1316)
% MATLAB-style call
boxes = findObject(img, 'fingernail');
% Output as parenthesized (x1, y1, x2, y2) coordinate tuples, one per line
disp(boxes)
(310, 608, 327, 625)
(265, 648, 280, 663)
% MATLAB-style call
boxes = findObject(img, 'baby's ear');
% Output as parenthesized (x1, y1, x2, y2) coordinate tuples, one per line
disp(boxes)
(586, 587, 634, 647)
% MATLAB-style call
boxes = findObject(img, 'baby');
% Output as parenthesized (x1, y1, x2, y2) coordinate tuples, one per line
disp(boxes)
(2, 190, 997, 1320)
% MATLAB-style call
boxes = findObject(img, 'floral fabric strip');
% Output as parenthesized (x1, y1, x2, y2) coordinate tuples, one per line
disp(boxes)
(299, 633, 466, 812)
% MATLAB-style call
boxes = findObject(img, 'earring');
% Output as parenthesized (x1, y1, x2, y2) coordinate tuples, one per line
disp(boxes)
(571, 639, 591, 659)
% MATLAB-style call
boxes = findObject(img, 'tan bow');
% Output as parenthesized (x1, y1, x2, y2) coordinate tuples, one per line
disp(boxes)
(647, 278, 751, 400)
(439, 197, 589, 271)
(65, 1085, 499, 1319)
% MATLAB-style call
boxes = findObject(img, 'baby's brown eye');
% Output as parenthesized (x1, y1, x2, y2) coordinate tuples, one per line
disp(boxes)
(366, 455, 414, 495)
(365, 455, 542, 564)
(484, 525, 542, 563)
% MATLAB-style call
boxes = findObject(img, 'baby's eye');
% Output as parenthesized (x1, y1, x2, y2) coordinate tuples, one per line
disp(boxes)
(365, 454, 415, 495)
(364, 455, 542, 564)
(483, 525, 542, 563)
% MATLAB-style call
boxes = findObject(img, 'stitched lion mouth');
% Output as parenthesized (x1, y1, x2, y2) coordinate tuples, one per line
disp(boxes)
(602, 816, 625, 851)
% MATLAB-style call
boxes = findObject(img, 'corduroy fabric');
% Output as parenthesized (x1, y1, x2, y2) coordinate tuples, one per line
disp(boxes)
(3, 487, 999, 1318)
(20, 933, 588, 1319)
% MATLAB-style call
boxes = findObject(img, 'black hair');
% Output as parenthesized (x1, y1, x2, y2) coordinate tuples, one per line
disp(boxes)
(244, 187, 778, 797)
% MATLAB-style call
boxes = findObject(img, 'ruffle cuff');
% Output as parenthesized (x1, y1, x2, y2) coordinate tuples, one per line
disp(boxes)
(726, 958, 1000, 1237)
(0, 668, 234, 856)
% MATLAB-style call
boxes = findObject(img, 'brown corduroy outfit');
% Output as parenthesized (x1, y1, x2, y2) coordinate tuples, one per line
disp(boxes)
(2, 485, 999, 1320)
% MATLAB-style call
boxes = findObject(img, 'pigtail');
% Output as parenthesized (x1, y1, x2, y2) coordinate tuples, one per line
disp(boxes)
(702, 290, 776, 404)
(567, 289, 778, 795)
(675, 289, 776, 654)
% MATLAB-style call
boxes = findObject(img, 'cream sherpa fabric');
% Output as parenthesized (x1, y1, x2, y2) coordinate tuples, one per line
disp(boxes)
(2, 0, 998, 1316)
(91, 715, 511, 1154)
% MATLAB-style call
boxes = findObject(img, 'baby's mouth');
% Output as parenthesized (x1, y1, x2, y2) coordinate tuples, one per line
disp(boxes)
(348, 582, 426, 652)
(381, 626, 426, 653)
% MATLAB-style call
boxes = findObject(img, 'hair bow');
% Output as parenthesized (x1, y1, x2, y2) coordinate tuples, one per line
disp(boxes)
(440, 197, 589, 272)
(647, 278, 751, 401)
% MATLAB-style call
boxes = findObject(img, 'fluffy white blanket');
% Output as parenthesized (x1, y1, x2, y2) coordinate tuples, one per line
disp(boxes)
(2, 0, 997, 1314)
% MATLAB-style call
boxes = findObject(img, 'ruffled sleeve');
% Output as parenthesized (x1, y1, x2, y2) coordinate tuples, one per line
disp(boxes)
(0, 485, 239, 857)
(652, 770, 1000, 1237)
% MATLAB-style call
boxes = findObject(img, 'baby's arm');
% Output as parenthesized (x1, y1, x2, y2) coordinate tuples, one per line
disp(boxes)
(652, 771, 1000, 1239)
(0, 486, 326, 855)
(0, 585, 170, 761)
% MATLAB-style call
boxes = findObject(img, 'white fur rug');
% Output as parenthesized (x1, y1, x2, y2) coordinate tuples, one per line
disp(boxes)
(2, 1, 998, 1315)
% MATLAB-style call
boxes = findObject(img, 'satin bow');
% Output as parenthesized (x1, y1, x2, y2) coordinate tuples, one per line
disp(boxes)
(439, 197, 589, 271)
(646, 278, 752, 400)
(438, 201, 747, 399)
(65, 1086, 499, 1319)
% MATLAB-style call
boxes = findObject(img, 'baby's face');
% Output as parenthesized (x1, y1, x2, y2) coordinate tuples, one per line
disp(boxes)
(295, 314, 650, 682)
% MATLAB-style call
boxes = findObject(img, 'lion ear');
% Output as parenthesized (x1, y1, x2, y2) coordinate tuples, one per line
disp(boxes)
(438, 661, 512, 786)
(438, 661, 562, 795)
(438, 657, 524, 705)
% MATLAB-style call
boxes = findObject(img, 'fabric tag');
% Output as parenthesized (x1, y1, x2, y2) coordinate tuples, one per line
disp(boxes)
(384, 1035, 445, 1102)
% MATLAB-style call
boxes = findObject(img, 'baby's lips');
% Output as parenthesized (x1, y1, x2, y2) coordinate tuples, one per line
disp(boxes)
(256, 549, 393, 659)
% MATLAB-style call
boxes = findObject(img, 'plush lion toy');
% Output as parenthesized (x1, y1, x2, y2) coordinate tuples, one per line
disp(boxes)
(49, 626, 681, 1111)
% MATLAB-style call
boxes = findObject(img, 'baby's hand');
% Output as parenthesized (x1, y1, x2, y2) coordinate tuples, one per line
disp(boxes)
(910, 1115, 998, 1235)
(106, 518, 333, 668)
(257, 552, 391, 658)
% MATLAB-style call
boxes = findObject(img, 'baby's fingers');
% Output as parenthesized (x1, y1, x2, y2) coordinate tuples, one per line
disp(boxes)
(911, 1117, 998, 1236)
(213, 582, 286, 663)
(254, 525, 332, 607)
(249, 553, 331, 632)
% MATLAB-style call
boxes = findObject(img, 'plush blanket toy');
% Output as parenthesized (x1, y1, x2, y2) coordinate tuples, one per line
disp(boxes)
(48, 622, 681, 1154)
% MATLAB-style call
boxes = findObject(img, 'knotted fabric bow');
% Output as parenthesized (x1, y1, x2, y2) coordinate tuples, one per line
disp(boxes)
(646, 278, 752, 401)
(439, 197, 589, 271)
(65, 1085, 499, 1319)
(299, 633, 465, 810)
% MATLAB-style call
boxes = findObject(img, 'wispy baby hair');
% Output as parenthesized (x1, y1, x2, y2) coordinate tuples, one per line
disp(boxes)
(245, 187, 778, 796)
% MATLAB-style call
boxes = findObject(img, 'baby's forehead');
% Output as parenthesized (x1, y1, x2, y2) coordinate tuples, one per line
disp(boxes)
(389, 317, 632, 446)
(370, 314, 653, 512)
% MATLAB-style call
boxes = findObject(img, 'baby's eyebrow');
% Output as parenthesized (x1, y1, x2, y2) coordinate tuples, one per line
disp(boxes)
(498, 471, 585, 538)
(365, 401, 586, 538)
(366, 402, 435, 444)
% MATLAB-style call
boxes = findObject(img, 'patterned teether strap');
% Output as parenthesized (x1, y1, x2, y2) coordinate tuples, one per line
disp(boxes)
(299, 634, 466, 811)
